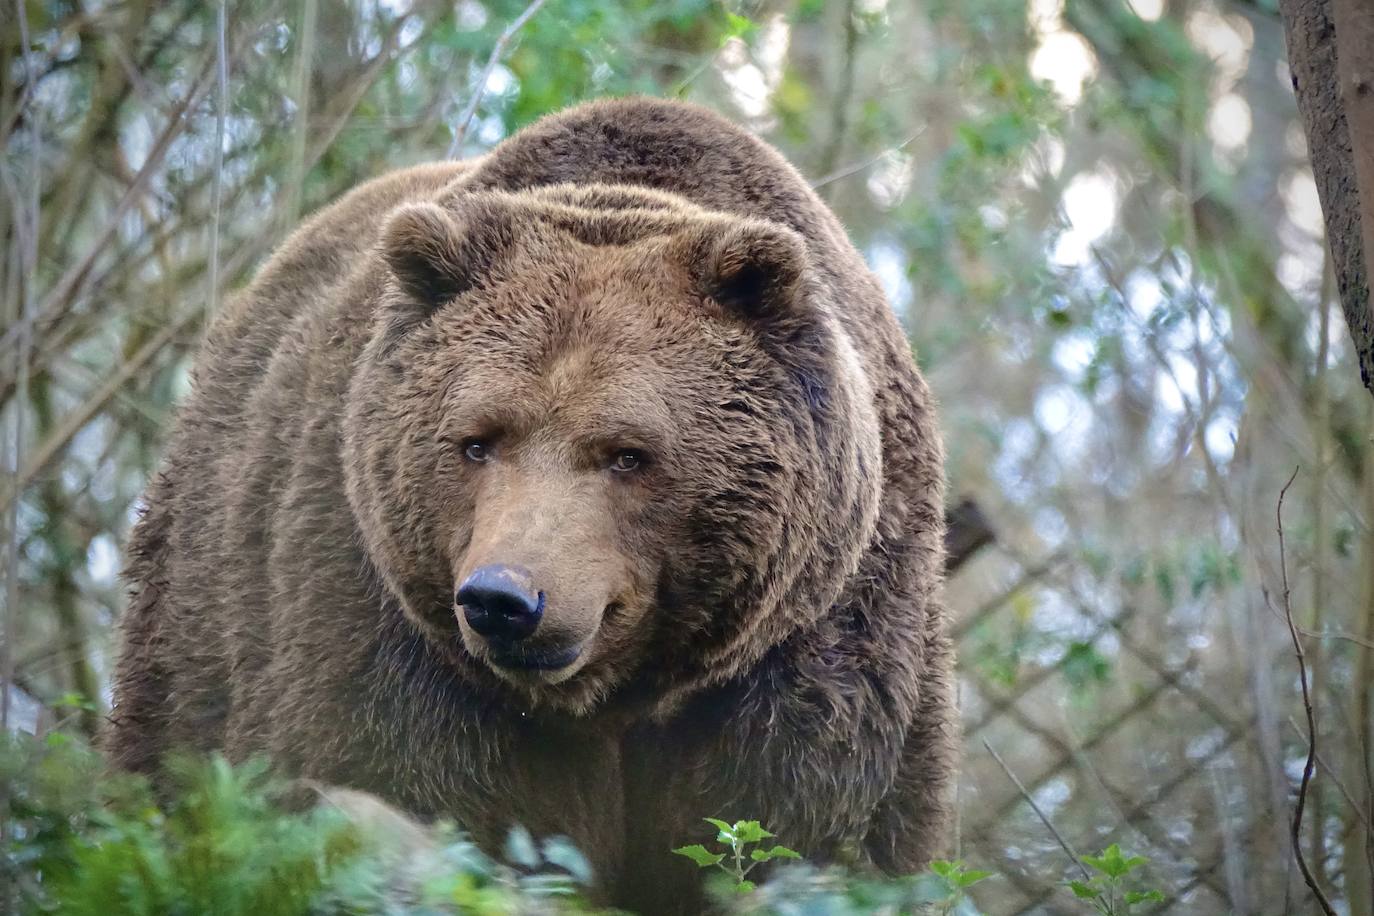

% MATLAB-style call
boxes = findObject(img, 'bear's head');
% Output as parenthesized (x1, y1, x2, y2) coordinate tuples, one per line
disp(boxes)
(343, 186, 883, 714)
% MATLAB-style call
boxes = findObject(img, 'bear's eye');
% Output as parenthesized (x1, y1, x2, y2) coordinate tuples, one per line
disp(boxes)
(463, 440, 491, 463)
(608, 449, 644, 473)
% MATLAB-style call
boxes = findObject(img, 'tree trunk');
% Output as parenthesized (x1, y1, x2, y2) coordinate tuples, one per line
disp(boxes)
(1280, 0, 1374, 398)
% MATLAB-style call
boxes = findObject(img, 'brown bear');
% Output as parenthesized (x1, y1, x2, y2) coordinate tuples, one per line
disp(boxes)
(104, 97, 955, 912)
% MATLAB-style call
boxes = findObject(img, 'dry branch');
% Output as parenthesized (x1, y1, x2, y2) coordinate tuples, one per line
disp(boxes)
(446, 0, 549, 157)
(1286, 716, 1374, 836)
(983, 738, 1096, 889)
(0, 28, 222, 362)
(1273, 466, 1339, 916)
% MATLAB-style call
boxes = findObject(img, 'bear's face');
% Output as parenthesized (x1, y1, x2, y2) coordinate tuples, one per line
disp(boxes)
(343, 189, 881, 713)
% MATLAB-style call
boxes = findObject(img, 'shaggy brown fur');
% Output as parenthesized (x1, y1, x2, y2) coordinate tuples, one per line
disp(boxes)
(104, 98, 955, 912)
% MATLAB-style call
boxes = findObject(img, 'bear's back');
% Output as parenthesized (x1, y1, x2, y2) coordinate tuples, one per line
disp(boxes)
(458, 99, 890, 341)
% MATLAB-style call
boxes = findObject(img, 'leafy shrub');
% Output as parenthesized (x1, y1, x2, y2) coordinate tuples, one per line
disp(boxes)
(4, 732, 1169, 914)
(1, 733, 597, 915)
(1066, 844, 1165, 915)
(674, 818, 802, 893)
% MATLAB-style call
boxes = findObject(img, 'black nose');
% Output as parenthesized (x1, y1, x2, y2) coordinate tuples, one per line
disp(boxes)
(457, 565, 544, 641)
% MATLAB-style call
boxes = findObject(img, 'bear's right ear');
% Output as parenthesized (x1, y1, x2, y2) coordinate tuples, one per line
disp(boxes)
(674, 219, 810, 326)
(379, 202, 516, 308)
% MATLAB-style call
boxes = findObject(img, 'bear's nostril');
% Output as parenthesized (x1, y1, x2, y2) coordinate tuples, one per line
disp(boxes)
(456, 565, 543, 641)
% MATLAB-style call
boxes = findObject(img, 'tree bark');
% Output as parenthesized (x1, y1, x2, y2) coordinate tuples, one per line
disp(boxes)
(1280, 0, 1374, 398)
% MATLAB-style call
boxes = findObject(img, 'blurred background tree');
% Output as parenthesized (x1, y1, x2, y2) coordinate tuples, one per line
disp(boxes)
(2, 1, 1371, 913)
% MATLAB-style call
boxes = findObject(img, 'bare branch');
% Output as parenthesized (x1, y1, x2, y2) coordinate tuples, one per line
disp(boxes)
(0, 37, 220, 359)
(1274, 466, 1339, 916)
(445, 0, 546, 157)
(982, 738, 1095, 886)
(282, 0, 318, 230)
(810, 128, 926, 191)
(207, 0, 229, 325)
(813, 0, 860, 192)
(3, 0, 40, 746)
(446, 0, 549, 157)
(5, 318, 194, 507)
(1285, 716, 1374, 836)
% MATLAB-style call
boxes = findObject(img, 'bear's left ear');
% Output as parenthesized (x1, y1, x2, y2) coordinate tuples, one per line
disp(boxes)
(380, 201, 518, 308)
(677, 220, 810, 324)
(676, 220, 833, 413)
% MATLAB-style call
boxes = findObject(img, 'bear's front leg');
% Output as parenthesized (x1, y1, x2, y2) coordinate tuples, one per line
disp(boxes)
(616, 650, 920, 913)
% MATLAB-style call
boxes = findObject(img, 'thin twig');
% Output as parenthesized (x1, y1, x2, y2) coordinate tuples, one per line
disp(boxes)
(953, 548, 1064, 640)
(1284, 716, 1374, 836)
(446, 0, 549, 157)
(1262, 604, 1374, 649)
(0, 8, 417, 514)
(809, 127, 926, 190)
(814, 0, 859, 191)
(0, 43, 220, 357)
(1274, 466, 1339, 916)
(3, 0, 41, 743)
(208, 0, 229, 326)
(2, 5, 39, 899)
(1309, 261, 1334, 881)
(982, 738, 1094, 885)
(5, 319, 194, 502)
(282, 0, 317, 229)
(303, 8, 420, 170)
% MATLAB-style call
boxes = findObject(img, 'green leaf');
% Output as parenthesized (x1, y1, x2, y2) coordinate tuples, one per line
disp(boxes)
(55, 692, 96, 711)
(735, 879, 756, 893)
(1084, 844, 1150, 878)
(731, 821, 774, 844)
(1068, 880, 1100, 900)
(1125, 890, 1165, 904)
(673, 845, 724, 868)
(750, 845, 802, 862)
(1062, 641, 1111, 690)
(723, 12, 757, 42)
(504, 825, 539, 869)
(541, 836, 593, 885)
(956, 868, 993, 887)
(703, 817, 734, 842)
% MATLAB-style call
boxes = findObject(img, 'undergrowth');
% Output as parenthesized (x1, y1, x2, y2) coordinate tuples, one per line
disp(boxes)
(1, 733, 1163, 914)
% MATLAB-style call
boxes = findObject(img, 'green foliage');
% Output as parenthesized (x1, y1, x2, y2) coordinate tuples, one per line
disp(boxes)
(1, 734, 598, 915)
(1065, 845, 1165, 914)
(911, 860, 994, 915)
(674, 819, 998, 914)
(44, 756, 363, 916)
(5, 733, 1180, 916)
(1061, 640, 1112, 691)
(674, 818, 801, 894)
(2, 733, 356, 914)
